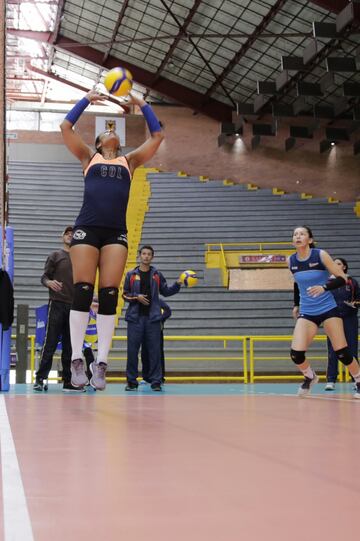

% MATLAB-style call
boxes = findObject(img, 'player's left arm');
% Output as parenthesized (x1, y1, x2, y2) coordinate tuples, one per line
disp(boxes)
(125, 94, 164, 174)
(307, 250, 347, 297)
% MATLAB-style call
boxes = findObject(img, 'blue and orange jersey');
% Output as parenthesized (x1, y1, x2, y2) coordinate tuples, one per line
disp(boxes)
(75, 153, 131, 230)
(289, 248, 337, 315)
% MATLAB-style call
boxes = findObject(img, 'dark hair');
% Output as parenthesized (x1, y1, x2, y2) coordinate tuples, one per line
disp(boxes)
(94, 132, 121, 155)
(95, 134, 102, 153)
(294, 225, 315, 248)
(335, 257, 348, 273)
(139, 245, 154, 256)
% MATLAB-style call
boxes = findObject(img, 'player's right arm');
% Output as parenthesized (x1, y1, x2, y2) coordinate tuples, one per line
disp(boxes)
(60, 90, 105, 169)
(41, 253, 62, 292)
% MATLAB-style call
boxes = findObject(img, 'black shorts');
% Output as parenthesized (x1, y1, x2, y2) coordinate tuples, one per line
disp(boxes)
(298, 307, 341, 327)
(71, 226, 128, 250)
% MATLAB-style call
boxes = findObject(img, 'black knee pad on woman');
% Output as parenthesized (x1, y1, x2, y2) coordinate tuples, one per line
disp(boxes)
(335, 347, 353, 366)
(290, 349, 306, 365)
(72, 282, 94, 312)
(98, 287, 119, 315)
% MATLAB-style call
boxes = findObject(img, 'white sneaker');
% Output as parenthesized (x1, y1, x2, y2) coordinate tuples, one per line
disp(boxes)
(298, 373, 319, 397)
(71, 358, 89, 387)
(89, 361, 107, 391)
(325, 382, 335, 391)
(353, 383, 360, 399)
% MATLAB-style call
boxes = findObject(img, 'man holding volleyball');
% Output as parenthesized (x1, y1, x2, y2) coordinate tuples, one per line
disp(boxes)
(123, 245, 182, 391)
(60, 78, 164, 391)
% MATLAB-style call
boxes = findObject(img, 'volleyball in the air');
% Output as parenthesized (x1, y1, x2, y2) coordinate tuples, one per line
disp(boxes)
(104, 67, 133, 97)
(180, 270, 198, 287)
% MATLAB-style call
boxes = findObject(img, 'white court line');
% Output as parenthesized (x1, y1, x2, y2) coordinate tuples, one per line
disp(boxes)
(270, 392, 358, 403)
(253, 391, 359, 403)
(0, 395, 34, 541)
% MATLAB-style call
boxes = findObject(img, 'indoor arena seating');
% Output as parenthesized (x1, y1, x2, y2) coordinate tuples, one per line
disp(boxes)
(8, 162, 360, 381)
(8, 160, 84, 328)
(117, 172, 360, 379)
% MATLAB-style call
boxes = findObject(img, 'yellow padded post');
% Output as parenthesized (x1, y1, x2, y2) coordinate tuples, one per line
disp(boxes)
(116, 167, 152, 316)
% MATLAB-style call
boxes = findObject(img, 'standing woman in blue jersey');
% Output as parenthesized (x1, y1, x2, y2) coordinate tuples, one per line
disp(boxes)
(60, 89, 163, 390)
(288, 226, 360, 398)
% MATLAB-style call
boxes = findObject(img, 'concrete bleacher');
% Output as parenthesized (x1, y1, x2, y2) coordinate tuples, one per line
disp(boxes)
(8, 163, 360, 376)
(8, 161, 84, 325)
(119, 172, 360, 374)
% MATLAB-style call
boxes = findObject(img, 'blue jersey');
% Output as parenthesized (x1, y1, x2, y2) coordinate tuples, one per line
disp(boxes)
(289, 248, 337, 315)
(75, 153, 131, 230)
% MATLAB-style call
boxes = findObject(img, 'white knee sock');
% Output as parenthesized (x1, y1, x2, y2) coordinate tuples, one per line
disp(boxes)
(301, 366, 314, 379)
(96, 313, 116, 364)
(353, 370, 360, 383)
(70, 310, 89, 360)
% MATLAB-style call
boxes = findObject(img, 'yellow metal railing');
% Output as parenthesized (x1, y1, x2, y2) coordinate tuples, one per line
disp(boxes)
(206, 241, 294, 252)
(249, 335, 349, 383)
(17, 333, 355, 385)
(27, 335, 247, 384)
(205, 242, 295, 286)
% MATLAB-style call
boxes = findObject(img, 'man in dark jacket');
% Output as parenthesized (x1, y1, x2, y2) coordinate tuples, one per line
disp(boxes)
(325, 258, 360, 390)
(141, 298, 171, 384)
(33, 226, 80, 392)
(123, 245, 181, 391)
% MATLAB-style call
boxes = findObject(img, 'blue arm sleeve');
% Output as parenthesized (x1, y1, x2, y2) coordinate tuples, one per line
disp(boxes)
(65, 97, 90, 126)
(140, 104, 161, 134)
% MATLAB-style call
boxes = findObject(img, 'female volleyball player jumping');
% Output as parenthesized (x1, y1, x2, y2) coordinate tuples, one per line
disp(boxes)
(288, 226, 360, 398)
(60, 89, 163, 390)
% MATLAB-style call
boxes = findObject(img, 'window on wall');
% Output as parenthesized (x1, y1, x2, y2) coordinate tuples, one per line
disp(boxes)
(6, 111, 63, 131)
(6, 111, 38, 130)
(39, 113, 63, 132)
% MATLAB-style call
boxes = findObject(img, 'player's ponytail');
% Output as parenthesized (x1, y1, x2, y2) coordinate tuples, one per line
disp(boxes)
(95, 134, 103, 155)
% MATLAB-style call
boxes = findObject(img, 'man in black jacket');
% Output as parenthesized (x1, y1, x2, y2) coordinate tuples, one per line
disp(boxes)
(33, 226, 80, 392)
(123, 246, 181, 392)
(0, 269, 14, 331)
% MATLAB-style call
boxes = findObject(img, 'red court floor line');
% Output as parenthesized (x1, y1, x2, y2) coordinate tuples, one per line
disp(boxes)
(4, 394, 360, 541)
